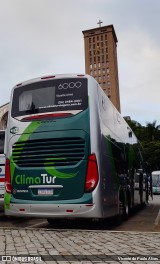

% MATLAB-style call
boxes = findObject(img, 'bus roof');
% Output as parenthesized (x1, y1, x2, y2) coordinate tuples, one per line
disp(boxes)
(14, 74, 88, 88)
(152, 171, 160, 175)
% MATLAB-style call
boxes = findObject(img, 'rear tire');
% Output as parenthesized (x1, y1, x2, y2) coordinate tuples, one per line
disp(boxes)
(47, 218, 56, 226)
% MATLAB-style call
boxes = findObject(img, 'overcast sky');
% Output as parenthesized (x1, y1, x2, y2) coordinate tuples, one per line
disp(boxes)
(0, 0, 159, 126)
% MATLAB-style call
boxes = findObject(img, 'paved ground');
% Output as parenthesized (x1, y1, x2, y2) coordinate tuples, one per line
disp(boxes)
(0, 228, 160, 264)
(0, 196, 159, 263)
(113, 196, 160, 232)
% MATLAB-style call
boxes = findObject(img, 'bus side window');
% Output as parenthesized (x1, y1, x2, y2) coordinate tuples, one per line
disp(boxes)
(0, 133, 5, 154)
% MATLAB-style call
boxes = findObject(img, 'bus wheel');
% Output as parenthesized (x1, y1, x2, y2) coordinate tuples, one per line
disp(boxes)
(47, 218, 56, 226)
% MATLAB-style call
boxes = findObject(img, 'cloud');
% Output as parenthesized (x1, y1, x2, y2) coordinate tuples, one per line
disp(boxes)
(118, 28, 160, 124)
(0, 0, 160, 126)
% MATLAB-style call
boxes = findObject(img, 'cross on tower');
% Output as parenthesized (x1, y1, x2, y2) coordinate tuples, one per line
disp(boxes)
(97, 20, 103, 27)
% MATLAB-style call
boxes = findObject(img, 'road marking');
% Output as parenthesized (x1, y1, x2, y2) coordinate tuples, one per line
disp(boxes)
(27, 221, 48, 228)
(154, 209, 160, 225)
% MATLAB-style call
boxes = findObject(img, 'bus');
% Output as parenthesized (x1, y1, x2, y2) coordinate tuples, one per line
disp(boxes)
(0, 130, 5, 206)
(151, 171, 160, 194)
(4, 74, 147, 223)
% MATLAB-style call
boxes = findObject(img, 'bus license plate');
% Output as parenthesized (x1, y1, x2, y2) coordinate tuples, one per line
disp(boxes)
(38, 189, 53, 195)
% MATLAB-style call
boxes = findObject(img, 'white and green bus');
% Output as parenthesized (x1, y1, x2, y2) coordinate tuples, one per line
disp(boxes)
(4, 74, 147, 223)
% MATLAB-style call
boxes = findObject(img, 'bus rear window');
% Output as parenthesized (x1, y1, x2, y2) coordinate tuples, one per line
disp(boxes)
(11, 78, 88, 117)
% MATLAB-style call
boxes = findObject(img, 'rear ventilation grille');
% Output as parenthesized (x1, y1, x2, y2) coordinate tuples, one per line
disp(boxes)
(12, 137, 85, 167)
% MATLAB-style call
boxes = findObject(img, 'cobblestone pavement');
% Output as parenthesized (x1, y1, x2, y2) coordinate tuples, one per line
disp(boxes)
(0, 228, 160, 264)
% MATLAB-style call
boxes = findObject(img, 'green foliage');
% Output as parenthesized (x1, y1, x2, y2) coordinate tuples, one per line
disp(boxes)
(126, 119, 160, 170)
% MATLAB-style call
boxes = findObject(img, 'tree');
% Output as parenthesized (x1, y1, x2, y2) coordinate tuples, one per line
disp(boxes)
(146, 120, 160, 141)
(125, 119, 160, 170)
(142, 141, 160, 171)
(125, 119, 146, 141)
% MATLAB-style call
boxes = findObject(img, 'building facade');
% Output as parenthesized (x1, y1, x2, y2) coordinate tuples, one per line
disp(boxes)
(0, 103, 9, 130)
(82, 24, 121, 112)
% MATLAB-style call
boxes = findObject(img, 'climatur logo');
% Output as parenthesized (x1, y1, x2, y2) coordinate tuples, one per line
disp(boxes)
(15, 174, 56, 185)
(10, 126, 19, 134)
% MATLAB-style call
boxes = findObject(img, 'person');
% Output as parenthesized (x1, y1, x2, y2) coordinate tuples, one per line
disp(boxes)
(149, 173, 153, 200)
(139, 171, 143, 204)
(145, 174, 149, 203)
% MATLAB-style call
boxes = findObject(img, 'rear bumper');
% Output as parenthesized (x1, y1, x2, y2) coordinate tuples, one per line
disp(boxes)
(5, 203, 100, 218)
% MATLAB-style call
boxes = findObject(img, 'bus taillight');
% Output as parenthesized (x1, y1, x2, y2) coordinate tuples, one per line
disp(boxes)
(85, 154, 99, 192)
(22, 113, 72, 121)
(41, 75, 55, 79)
(5, 159, 12, 194)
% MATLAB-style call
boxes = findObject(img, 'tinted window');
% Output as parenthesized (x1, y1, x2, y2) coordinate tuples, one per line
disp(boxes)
(152, 175, 160, 187)
(12, 78, 88, 117)
(0, 131, 5, 154)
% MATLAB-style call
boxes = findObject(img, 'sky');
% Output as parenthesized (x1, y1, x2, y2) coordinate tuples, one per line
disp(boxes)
(0, 0, 159, 126)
